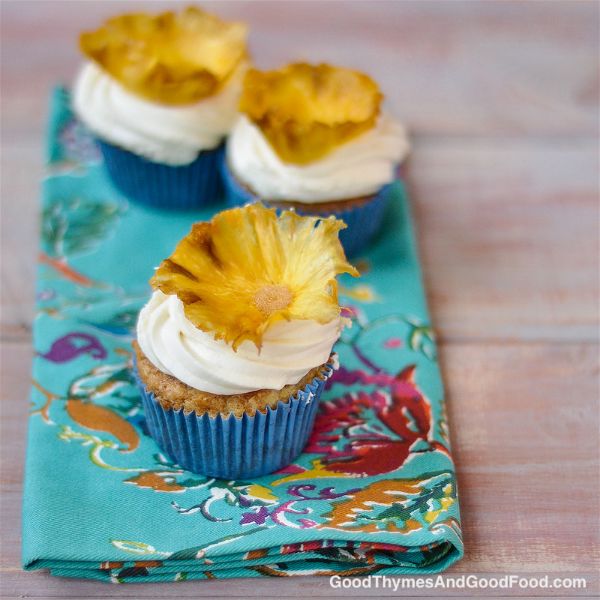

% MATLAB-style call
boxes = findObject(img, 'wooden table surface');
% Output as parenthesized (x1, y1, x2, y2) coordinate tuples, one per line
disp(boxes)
(1, 1, 598, 598)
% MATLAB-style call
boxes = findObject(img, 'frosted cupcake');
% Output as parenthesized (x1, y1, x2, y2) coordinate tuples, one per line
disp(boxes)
(73, 7, 249, 209)
(222, 63, 409, 255)
(134, 203, 357, 478)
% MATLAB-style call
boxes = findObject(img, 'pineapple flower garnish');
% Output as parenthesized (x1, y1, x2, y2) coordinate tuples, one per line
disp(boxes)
(151, 204, 358, 350)
(239, 62, 382, 165)
(80, 6, 248, 105)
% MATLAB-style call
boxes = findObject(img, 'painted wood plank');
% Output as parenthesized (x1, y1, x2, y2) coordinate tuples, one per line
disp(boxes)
(2, 139, 597, 342)
(1, 0, 598, 598)
(1, 1, 597, 138)
(408, 137, 599, 342)
(2, 341, 598, 597)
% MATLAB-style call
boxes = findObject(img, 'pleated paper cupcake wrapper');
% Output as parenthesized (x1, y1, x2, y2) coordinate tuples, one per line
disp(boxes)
(221, 160, 391, 257)
(97, 139, 224, 210)
(134, 360, 335, 479)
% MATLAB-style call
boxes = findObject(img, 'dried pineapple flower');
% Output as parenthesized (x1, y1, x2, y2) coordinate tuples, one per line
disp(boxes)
(239, 62, 382, 165)
(80, 6, 248, 105)
(151, 204, 358, 350)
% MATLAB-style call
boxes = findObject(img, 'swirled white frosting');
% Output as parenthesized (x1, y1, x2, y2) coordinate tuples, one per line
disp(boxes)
(226, 114, 409, 202)
(73, 61, 247, 165)
(137, 291, 342, 395)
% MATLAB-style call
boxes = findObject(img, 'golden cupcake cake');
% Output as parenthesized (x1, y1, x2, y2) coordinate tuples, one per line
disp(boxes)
(222, 62, 410, 255)
(73, 6, 249, 209)
(134, 203, 357, 477)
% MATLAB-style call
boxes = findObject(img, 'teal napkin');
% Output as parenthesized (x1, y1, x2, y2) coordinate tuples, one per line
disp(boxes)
(22, 88, 463, 583)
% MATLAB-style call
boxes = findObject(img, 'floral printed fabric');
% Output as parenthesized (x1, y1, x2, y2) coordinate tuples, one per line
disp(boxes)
(22, 88, 463, 583)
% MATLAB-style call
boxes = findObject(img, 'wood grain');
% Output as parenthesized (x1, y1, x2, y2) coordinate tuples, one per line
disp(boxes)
(1, 0, 598, 598)
(408, 138, 599, 343)
(3, 140, 598, 343)
(2, 340, 598, 596)
(2, 1, 598, 137)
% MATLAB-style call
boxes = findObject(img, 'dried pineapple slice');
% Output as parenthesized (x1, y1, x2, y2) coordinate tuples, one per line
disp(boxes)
(80, 6, 248, 105)
(239, 63, 382, 164)
(151, 204, 358, 350)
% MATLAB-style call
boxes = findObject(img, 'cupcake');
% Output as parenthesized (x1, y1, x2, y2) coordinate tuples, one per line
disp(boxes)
(134, 203, 358, 478)
(222, 62, 410, 255)
(73, 7, 249, 209)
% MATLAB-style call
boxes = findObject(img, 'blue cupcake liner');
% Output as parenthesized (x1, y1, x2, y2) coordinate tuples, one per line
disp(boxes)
(134, 359, 335, 479)
(97, 139, 224, 210)
(220, 159, 391, 257)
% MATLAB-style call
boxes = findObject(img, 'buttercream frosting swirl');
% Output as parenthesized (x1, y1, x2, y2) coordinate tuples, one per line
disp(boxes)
(137, 291, 343, 395)
(73, 61, 246, 165)
(226, 114, 409, 203)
